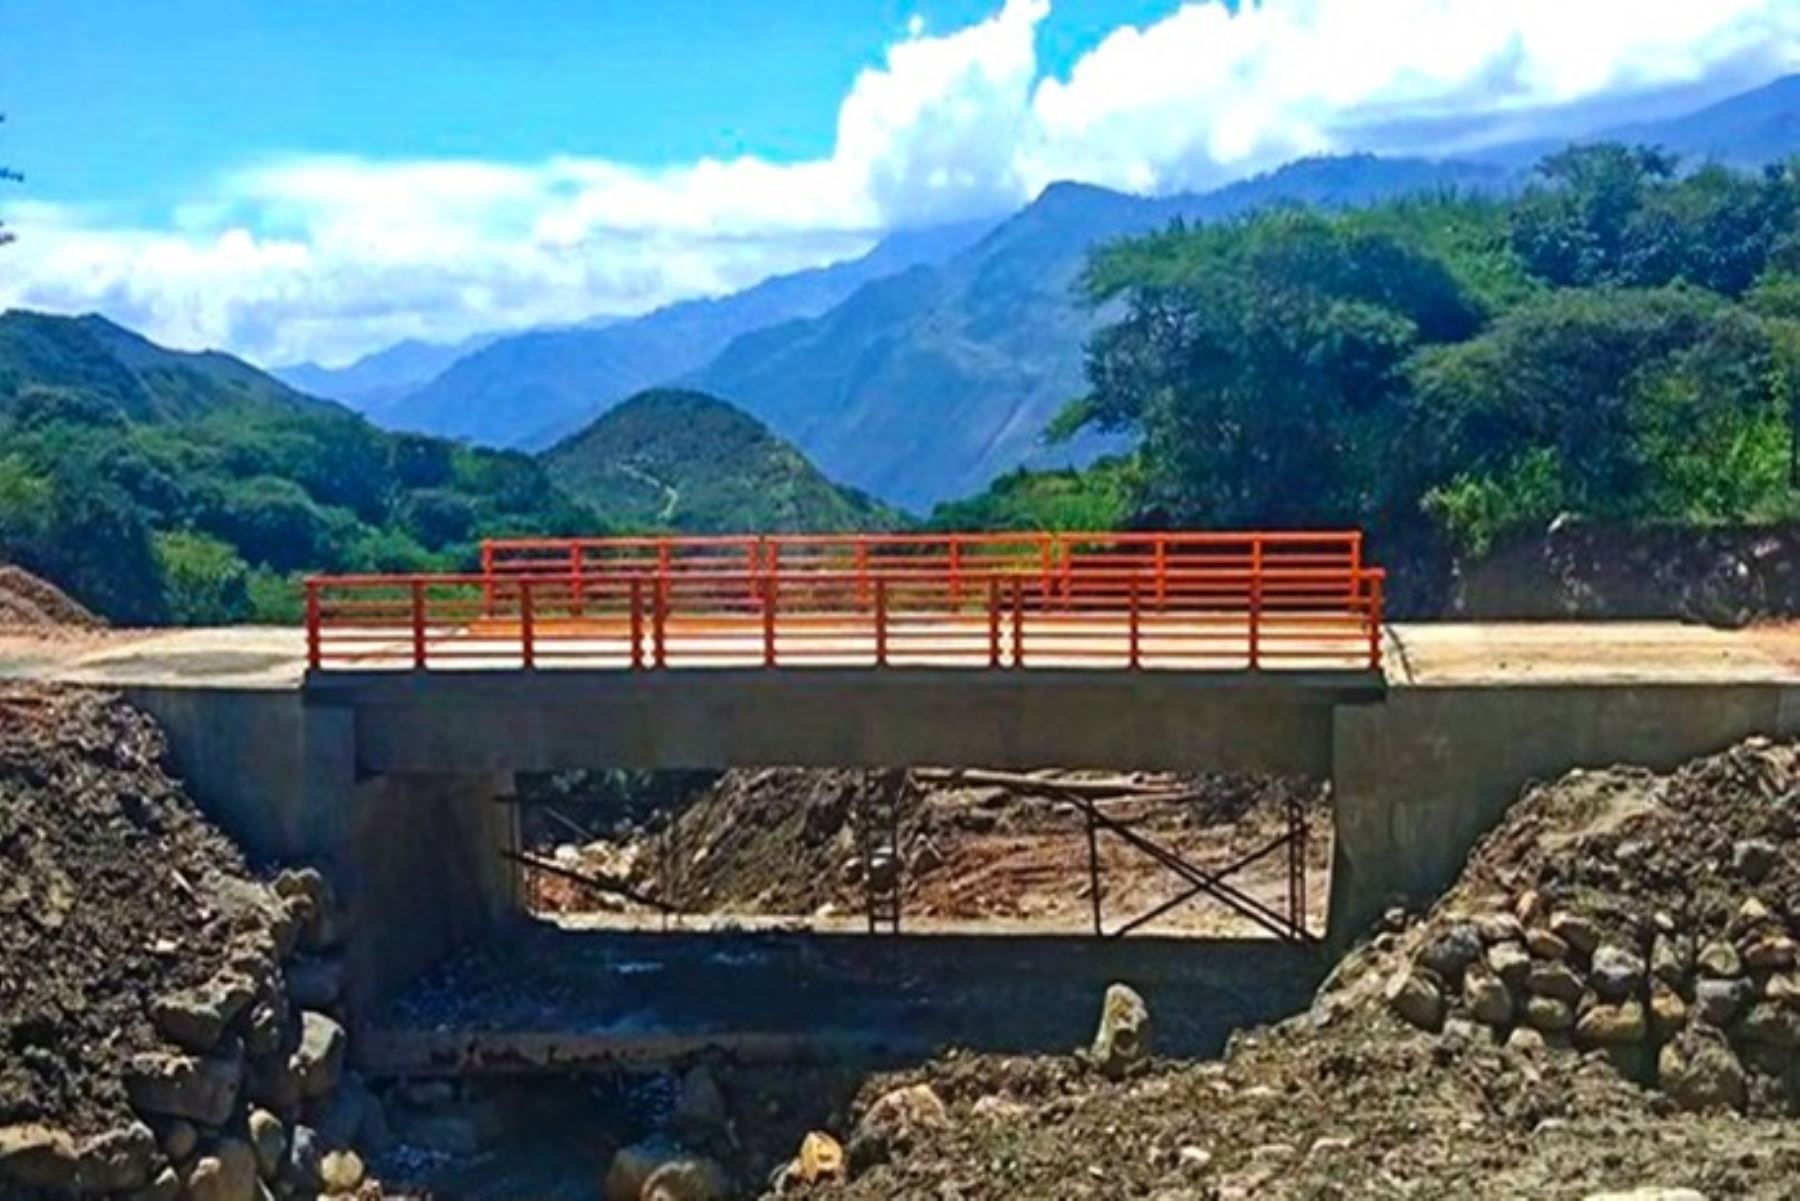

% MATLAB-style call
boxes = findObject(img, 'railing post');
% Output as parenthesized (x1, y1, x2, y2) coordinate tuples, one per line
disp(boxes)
(629, 577, 644, 670)
(410, 579, 427, 670)
(987, 577, 1001, 668)
(520, 579, 536, 670)
(653, 577, 668, 668)
(1249, 537, 1263, 671)
(874, 578, 888, 667)
(762, 574, 777, 668)
(1011, 577, 1025, 668)
(1128, 574, 1141, 669)
(1367, 572, 1384, 671)
(304, 580, 322, 671)
(569, 544, 584, 619)
(480, 543, 496, 619)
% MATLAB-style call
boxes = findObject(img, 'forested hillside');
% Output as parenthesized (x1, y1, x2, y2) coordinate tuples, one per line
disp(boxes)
(960, 146, 1800, 586)
(0, 313, 602, 624)
(544, 389, 898, 534)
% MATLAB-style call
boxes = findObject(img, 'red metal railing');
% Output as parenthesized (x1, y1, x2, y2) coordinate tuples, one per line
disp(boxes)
(304, 531, 1385, 673)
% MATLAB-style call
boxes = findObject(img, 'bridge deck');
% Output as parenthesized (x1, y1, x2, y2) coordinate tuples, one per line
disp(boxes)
(7, 621, 1800, 691)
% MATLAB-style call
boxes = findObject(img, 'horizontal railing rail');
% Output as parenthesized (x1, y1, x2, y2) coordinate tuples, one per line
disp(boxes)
(305, 530, 1384, 673)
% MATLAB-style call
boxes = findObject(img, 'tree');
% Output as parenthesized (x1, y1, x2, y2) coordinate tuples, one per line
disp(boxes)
(1508, 144, 1678, 288)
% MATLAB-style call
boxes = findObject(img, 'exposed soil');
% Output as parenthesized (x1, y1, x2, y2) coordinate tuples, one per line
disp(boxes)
(742, 738, 1800, 1200)
(0, 683, 255, 1138)
(0, 566, 105, 635)
(526, 769, 1329, 938)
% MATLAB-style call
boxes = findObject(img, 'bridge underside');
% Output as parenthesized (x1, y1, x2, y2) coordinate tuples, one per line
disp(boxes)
(308, 667, 1385, 777)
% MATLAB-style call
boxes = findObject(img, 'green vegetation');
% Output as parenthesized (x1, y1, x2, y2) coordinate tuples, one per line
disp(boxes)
(927, 457, 1138, 533)
(0, 313, 603, 623)
(1036, 146, 1800, 559)
(544, 389, 899, 534)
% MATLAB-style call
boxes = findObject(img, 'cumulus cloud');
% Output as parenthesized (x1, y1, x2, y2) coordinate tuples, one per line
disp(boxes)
(3, 0, 1798, 366)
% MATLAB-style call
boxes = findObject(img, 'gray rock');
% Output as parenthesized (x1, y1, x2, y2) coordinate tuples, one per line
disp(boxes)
(318, 1149, 364, 1193)
(1577, 1001, 1647, 1045)
(1696, 940, 1742, 979)
(1385, 968, 1444, 1032)
(1505, 1026, 1549, 1056)
(284, 958, 345, 1010)
(641, 1156, 729, 1201)
(1549, 911, 1600, 956)
(1732, 837, 1778, 882)
(149, 971, 256, 1054)
(285, 1125, 321, 1191)
(1527, 960, 1585, 1004)
(1525, 927, 1571, 960)
(1417, 924, 1484, 984)
(1740, 934, 1796, 971)
(1738, 1002, 1800, 1048)
(847, 1083, 949, 1172)
(124, 1052, 242, 1127)
(605, 1138, 680, 1201)
(289, 1012, 346, 1101)
(1589, 944, 1646, 1003)
(1463, 968, 1515, 1026)
(0, 1124, 80, 1191)
(1651, 934, 1692, 987)
(1486, 940, 1531, 988)
(158, 1119, 197, 1162)
(183, 1139, 258, 1201)
(1694, 977, 1754, 1027)
(1474, 913, 1523, 944)
(1524, 995, 1576, 1032)
(1090, 983, 1152, 1079)
(1658, 1025, 1746, 1112)
(1650, 983, 1688, 1036)
(247, 1109, 285, 1181)
(0, 1122, 158, 1194)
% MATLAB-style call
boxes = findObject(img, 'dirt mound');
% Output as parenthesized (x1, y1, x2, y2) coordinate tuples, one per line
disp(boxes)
(0, 565, 105, 634)
(757, 739, 1800, 1199)
(0, 684, 383, 1199)
(530, 768, 1327, 935)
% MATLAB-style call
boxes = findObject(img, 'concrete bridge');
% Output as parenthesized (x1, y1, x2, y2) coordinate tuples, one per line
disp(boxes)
(8, 532, 1800, 1048)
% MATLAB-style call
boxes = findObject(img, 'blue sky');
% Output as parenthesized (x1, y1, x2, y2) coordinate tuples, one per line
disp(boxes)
(2, 0, 1797, 366)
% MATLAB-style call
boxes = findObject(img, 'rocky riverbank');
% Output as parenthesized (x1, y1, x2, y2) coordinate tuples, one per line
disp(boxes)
(0, 684, 385, 1200)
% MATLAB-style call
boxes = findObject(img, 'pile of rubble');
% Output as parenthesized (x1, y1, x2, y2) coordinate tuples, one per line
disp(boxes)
(0, 685, 384, 1200)
(0, 565, 105, 634)
(1371, 738, 1798, 1114)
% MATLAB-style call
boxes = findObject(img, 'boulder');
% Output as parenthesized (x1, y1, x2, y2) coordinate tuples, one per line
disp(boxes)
(1589, 944, 1646, 1003)
(1505, 1026, 1549, 1057)
(318, 1149, 364, 1193)
(289, 1012, 346, 1100)
(1486, 941, 1532, 989)
(0, 1122, 157, 1194)
(0, 1124, 79, 1192)
(1694, 977, 1754, 1027)
(1474, 913, 1523, 944)
(124, 1052, 242, 1127)
(1651, 935, 1692, 988)
(1526, 961, 1585, 1004)
(1738, 1002, 1800, 1048)
(1417, 924, 1483, 984)
(1696, 940, 1742, 979)
(158, 1119, 198, 1162)
(642, 1156, 729, 1201)
(1463, 968, 1515, 1026)
(1732, 838, 1778, 882)
(285, 1125, 322, 1192)
(1385, 969, 1444, 1032)
(1524, 995, 1576, 1032)
(848, 1083, 949, 1172)
(149, 972, 257, 1054)
(247, 1109, 285, 1180)
(794, 1131, 845, 1186)
(604, 1138, 679, 1201)
(1741, 934, 1796, 971)
(183, 1139, 258, 1201)
(1577, 1001, 1647, 1046)
(1658, 1026, 1747, 1112)
(1548, 911, 1600, 956)
(1090, 983, 1152, 1079)
(1525, 927, 1570, 960)
(1764, 972, 1800, 1004)
(1649, 984, 1688, 1037)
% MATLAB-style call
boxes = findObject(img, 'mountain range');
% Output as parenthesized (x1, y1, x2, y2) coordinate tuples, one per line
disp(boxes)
(273, 73, 1800, 513)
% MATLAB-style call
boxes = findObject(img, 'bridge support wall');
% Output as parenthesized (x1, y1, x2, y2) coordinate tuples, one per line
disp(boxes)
(123, 687, 520, 1019)
(1326, 682, 1800, 946)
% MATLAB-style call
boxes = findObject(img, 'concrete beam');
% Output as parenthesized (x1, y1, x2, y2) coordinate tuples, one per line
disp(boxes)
(310, 668, 1382, 776)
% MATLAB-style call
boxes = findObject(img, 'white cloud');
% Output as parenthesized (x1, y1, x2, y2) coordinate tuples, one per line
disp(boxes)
(3, 0, 1798, 367)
